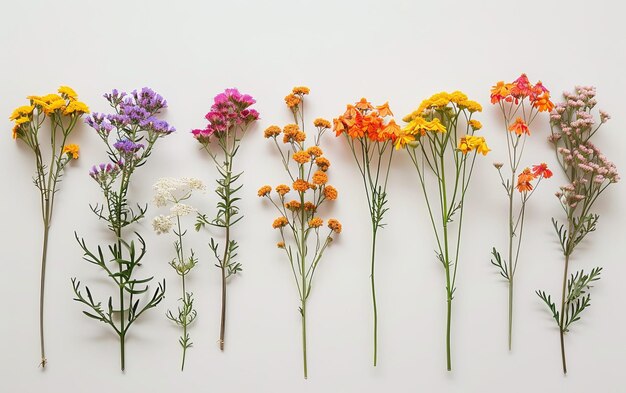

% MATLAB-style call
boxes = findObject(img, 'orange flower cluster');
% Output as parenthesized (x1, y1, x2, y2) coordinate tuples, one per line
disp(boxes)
(285, 86, 310, 109)
(509, 117, 530, 136)
(333, 98, 400, 142)
(490, 74, 554, 112)
(261, 89, 340, 233)
(516, 163, 553, 192)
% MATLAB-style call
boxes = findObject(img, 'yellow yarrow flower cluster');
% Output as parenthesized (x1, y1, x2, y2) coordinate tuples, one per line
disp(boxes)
(11, 86, 89, 141)
(396, 90, 485, 150)
(26, 86, 90, 116)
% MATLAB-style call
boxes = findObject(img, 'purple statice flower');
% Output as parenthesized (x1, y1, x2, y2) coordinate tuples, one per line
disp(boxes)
(114, 139, 144, 155)
(141, 117, 176, 136)
(85, 113, 114, 136)
(89, 162, 121, 185)
(131, 87, 168, 113)
(103, 89, 127, 106)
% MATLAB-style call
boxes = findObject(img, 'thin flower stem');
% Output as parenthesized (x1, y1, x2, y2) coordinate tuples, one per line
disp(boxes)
(439, 151, 453, 372)
(299, 166, 308, 379)
(507, 166, 515, 351)
(559, 250, 570, 375)
(370, 227, 378, 366)
(39, 213, 50, 368)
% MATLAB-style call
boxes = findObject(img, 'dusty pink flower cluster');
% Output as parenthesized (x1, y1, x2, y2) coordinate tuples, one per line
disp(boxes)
(550, 86, 619, 209)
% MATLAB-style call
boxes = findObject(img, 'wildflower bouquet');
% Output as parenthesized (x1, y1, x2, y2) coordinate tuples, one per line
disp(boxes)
(192, 88, 259, 351)
(72, 88, 174, 371)
(396, 91, 489, 371)
(537, 86, 619, 374)
(10, 86, 89, 367)
(489, 74, 554, 350)
(259, 86, 340, 378)
(333, 98, 399, 366)
(153, 177, 204, 370)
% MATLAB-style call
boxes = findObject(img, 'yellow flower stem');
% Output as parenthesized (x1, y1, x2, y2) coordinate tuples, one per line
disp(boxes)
(438, 146, 454, 371)
(38, 113, 72, 368)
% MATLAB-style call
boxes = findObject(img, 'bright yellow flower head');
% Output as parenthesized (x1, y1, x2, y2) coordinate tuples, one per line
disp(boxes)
(469, 119, 482, 130)
(63, 100, 90, 115)
(458, 135, 490, 155)
(425, 118, 446, 133)
(62, 144, 80, 159)
(458, 100, 483, 113)
(449, 91, 468, 104)
(394, 132, 416, 150)
(9, 105, 34, 121)
(30, 94, 65, 115)
(58, 86, 78, 101)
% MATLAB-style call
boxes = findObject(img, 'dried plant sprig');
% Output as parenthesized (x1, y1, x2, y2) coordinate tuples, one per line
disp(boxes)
(537, 86, 619, 374)
(333, 98, 399, 366)
(10, 86, 90, 367)
(260, 86, 340, 379)
(489, 74, 554, 350)
(153, 177, 205, 370)
(73, 88, 174, 371)
(192, 88, 259, 351)
(395, 91, 489, 371)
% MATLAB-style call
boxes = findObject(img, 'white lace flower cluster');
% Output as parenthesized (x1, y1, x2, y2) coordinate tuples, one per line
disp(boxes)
(152, 177, 205, 235)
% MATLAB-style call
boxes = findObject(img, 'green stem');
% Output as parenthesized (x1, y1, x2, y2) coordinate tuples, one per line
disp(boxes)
(507, 169, 515, 351)
(299, 189, 308, 379)
(39, 208, 50, 368)
(440, 152, 452, 371)
(559, 251, 570, 375)
(219, 152, 233, 351)
(371, 227, 378, 367)
(178, 215, 188, 371)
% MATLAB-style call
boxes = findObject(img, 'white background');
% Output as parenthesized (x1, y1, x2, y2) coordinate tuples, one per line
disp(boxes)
(1, 0, 625, 392)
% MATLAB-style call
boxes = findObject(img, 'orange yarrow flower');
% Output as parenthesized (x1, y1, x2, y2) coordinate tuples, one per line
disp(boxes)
(323, 185, 338, 200)
(308, 217, 323, 228)
(293, 179, 309, 192)
(327, 219, 342, 233)
(264, 125, 281, 138)
(258, 185, 272, 197)
(272, 216, 289, 229)
(316, 157, 330, 171)
(312, 170, 328, 185)
(276, 184, 290, 197)
(293, 150, 311, 164)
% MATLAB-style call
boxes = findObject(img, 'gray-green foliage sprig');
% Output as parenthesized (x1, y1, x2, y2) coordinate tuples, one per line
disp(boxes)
(538, 86, 619, 374)
(73, 88, 174, 371)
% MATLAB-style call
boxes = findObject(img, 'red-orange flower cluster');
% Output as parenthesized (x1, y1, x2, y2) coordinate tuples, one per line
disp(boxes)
(333, 99, 398, 142)
(516, 163, 553, 193)
(490, 74, 554, 112)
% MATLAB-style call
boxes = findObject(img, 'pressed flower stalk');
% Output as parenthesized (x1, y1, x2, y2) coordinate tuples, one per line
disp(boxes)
(395, 91, 489, 371)
(333, 98, 398, 366)
(10, 86, 89, 367)
(73, 88, 174, 371)
(489, 74, 554, 350)
(153, 177, 205, 370)
(192, 88, 259, 351)
(260, 86, 340, 379)
(537, 86, 619, 374)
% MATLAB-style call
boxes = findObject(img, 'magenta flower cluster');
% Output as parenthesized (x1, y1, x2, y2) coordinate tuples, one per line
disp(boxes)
(192, 88, 259, 144)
